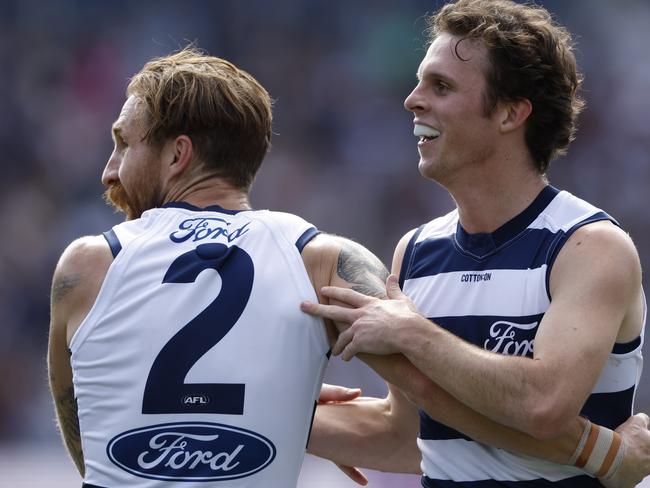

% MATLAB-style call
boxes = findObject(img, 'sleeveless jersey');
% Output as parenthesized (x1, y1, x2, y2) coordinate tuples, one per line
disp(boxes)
(399, 186, 645, 487)
(70, 202, 330, 488)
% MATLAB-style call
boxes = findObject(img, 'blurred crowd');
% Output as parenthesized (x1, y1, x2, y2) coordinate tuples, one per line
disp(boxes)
(1, 0, 649, 484)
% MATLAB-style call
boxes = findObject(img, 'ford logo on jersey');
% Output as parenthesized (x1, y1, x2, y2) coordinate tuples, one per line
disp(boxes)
(107, 422, 276, 481)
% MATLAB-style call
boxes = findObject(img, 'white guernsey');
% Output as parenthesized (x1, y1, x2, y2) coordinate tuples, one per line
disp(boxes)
(71, 204, 329, 487)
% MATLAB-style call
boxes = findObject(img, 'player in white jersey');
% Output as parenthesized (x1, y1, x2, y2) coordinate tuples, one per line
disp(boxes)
(47, 47, 390, 488)
(302, 1, 650, 487)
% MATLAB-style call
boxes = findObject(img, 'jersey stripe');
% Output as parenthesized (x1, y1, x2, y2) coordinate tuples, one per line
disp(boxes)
(408, 230, 560, 278)
(102, 229, 122, 258)
(421, 475, 596, 487)
(404, 267, 550, 318)
(295, 227, 319, 253)
(417, 438, 587, 483)
(403, 188, 644, 486)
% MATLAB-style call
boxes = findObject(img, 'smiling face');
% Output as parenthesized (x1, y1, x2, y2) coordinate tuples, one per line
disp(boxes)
(404, 33, 503, 186)
(102, 95, 165, 220)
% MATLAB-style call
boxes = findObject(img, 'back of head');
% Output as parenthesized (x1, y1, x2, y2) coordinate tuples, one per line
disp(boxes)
(429, 0, 585, 172)
(127, 47, 272, 189)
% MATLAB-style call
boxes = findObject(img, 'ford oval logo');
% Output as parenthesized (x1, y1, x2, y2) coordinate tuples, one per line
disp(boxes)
(107, 422, 276, 481)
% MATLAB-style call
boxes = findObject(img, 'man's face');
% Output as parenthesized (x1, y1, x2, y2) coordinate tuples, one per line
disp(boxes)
(102, 95, 164, 220)
(404, 33, 502, 185)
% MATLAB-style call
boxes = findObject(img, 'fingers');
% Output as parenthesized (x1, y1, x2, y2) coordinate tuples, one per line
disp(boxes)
(318, 384, 362, 404)
(332, 328, 354, 357)
(332, 328, 360, 361)
(301, 300, 357, 323)
(615, 412, 650, 435)
(320, 286, 374, 307)
(340, 344, 358, 362)
(335, 464, 368, 486)
(634, 412, 650, 428)
(385, 274, 404, 299)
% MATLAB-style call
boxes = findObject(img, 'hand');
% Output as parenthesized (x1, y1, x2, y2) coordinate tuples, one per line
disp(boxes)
(301, 275, 420, 361)
(335, 463, 369, 486)
(317, 384, 368, 485)
(600, 413, 650, 488)
(318, 384, 362, 404)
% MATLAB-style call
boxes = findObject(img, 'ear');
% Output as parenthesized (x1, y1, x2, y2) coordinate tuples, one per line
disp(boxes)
(163, 135, 194, 179)
(498, 98, 532, 134)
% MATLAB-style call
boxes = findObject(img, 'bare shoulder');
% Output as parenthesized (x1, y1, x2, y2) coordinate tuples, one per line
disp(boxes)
(552, 220, 641, 285)
(51, 235, 114, 343)
(391, 228, 419, 275)
(551, 220, 643, 339)
(301, 233, 389, 299)
(52, 235, 113, 301)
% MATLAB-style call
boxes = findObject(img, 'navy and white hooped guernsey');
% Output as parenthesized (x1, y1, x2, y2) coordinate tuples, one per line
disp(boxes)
(399, 186, 645, 487)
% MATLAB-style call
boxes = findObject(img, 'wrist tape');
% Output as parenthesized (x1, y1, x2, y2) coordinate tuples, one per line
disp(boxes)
(569, 420, 626, 479)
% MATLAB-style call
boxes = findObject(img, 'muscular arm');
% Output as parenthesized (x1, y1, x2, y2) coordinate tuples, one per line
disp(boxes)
(302, 230, 640, 470)
(47, 236, 113, 477)
(49, 267, 85, 475)
(379, 222, 644, 438)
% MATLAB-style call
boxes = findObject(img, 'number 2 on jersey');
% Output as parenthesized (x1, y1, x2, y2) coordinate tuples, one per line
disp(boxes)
(142, 243, 253, 415)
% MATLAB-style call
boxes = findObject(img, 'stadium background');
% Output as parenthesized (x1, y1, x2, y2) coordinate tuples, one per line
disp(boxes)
(1, 0, 649, 485)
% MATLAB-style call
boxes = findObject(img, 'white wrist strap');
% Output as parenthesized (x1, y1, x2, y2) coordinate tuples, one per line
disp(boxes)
(570, 420, 626, 479)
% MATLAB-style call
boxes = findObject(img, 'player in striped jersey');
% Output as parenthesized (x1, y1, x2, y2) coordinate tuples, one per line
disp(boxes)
(304, 1, 650, 486)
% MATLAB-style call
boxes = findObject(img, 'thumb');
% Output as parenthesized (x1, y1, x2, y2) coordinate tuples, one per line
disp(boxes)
(633, 412, 650, 428)
(386, 274, 404, 299)
(318, 384, 362, 404)
(614, 412, 649, 433)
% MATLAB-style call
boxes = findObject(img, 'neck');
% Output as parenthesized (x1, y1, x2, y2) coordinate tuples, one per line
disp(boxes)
(445, 156, 547, 234)
(163, 173, 251, 211)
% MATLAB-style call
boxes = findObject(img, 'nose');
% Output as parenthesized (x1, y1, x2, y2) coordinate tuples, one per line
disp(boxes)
(101, 150, 120, 187)
(404, 83, 428, 114)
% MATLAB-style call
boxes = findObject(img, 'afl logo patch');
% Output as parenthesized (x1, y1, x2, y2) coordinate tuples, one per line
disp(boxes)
(182, 395, 210, 405)
(107, 422, 276, 481)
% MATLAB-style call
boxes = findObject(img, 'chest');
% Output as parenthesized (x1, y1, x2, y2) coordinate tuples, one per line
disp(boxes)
(403, 235, 555, 358)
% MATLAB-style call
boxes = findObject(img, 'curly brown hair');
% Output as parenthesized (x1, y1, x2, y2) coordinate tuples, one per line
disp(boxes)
(127, 47, 273, 189)
(429, 0, 585, 172)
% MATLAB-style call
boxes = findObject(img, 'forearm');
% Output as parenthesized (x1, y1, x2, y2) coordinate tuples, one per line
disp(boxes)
(358, 352, 583, 464)
(53, 386, 85, 476)
(309, 391, 420, 473)
(396, 315, 559, 436)
(48, 322, 85, 477)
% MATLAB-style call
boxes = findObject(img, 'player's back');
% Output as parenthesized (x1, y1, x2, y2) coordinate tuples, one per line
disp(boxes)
(70, 202, 329, 488)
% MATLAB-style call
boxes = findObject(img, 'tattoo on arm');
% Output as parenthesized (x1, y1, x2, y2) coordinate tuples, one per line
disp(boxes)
(50, 370, 85, 476)
(51, 275, 81, 304)
(58, 386, 85, 475)
(337, 240, 389, 298)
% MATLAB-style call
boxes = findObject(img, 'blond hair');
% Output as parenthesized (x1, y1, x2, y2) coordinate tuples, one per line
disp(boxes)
(128, 47, 273, 189)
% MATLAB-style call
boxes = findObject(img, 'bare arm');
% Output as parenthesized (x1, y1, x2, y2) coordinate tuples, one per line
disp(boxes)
(47, 236, 113, 477)
(310, 383, 421, 473)
(379, 222, 643, 438)
(301, 230, 645, 473)
(47, 260, 84, 477)
(49, 273, 84, 476)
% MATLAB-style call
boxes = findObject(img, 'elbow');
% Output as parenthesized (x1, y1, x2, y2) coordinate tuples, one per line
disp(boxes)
(524, 398, 577, 441)
(400, 370, 437, 407)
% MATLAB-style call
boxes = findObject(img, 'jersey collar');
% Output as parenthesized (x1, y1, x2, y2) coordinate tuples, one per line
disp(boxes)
(455, 185, 559, 257)
(161, 201, 248, 215)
